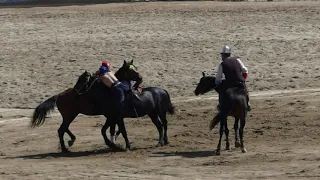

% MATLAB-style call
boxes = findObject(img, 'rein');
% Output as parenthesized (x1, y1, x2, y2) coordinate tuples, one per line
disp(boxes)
(74, 77, 98, 95)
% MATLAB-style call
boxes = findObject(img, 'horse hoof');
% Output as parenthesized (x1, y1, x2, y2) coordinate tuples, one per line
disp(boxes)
(156, 142, 165, 147)
(225, 147, 230, 150)
(235, 142, 241, 148)
(215, 151, 221, 156)
(125, 148, 131, 152)
(164, 141, 169, 145)
(241, 148, 247, 153)
(68, 140, 75, 147)
(61, 149, 70, 153)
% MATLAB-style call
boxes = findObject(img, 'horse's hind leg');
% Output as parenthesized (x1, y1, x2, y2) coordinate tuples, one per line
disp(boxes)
(148, 114, 164, 146)
(66, 129, 76, 147)
(159, 112, 169, 145)
(57, 113, 78, 153)
(234, 118, 241, 148)
(116, 117, 131, 151)
(58, 122, 72, 153)
(216, 115, 227, 155)
(225, 120, 230, 150)
(101, 118, 123, 152)
(239, 116, 247, 153)
(109, 120, 117, 143)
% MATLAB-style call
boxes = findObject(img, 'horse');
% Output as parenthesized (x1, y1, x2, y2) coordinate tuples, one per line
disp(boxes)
(109, 85, 175, 146)
(194, 72, 248, 155)
(30, 60, 142, 152)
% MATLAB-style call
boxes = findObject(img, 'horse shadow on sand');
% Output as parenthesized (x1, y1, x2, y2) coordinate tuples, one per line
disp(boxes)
(5, 145, 156, 160)
(5, 148, 114, 160)
(151, 150, 216, 158)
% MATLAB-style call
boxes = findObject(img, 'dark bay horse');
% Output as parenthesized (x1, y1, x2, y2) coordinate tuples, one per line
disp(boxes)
(30, 60, 142, 152)
(109, 86, 175, 146)
(194, 72, 248, 155)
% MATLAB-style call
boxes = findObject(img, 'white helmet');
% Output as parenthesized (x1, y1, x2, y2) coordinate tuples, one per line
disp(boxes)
(221, 45, 231, 54)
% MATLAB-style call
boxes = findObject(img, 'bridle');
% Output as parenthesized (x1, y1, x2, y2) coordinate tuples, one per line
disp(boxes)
(74, 76, 98, 95)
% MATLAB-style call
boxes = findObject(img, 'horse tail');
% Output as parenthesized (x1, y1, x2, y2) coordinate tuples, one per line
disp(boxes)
(209, 113, 220, 131)
(30, 95, 58, 128)
(164, 89, 175, 115)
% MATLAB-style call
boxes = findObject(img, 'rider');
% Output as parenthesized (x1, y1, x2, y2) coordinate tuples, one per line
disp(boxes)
(215, 45, 251, 111)
(96, 62, 127, 115)
(98, 61, 138, 93)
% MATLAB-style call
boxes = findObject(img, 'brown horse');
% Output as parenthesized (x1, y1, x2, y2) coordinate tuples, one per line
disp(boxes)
(30, 60, 142, 153)
(194, 72, 248, 155)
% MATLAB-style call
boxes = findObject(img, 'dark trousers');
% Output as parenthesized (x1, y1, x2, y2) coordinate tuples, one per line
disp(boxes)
(110, 83, 126, 116)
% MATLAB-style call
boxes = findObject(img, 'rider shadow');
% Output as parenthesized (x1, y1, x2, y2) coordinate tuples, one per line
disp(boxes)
(151, 150, 215, 158)
(6, 148, 113, 160)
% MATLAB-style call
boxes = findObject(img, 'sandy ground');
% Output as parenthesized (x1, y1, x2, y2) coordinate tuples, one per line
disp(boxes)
(1, 91, 320, 179)
(0, 1, 320, 179)
(0, 1, 320, 108)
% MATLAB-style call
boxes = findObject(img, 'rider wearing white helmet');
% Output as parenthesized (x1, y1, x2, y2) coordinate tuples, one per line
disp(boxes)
(215, 45, 251, 111)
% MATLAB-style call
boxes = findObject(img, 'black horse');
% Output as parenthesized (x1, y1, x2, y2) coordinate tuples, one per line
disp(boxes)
(109, 85, 175, 146)
(30, 60, 142, 152)
(194, 72, 248, 155)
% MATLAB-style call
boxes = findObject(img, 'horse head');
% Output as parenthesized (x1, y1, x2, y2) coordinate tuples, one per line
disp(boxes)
(115, 59, 143, 84)
(194, 72, 218, 96)
(73, 70, 92, 95)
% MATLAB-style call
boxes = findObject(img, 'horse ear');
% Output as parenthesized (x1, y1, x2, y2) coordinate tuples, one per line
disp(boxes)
(123, 60, 127, 65)
(202, 72, 206, 77)
(130, 59, 133, 64)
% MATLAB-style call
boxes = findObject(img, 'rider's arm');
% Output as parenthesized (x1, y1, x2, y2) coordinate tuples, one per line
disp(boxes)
(237, 58, 248, 74)
(237, 58, 248, 79)
(215, 64, 223, 85)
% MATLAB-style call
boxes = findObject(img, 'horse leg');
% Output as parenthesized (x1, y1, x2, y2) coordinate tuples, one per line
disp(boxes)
(148, 114, 164, 146)
(239, 116, 247, 153)
(225, 120, 230, 150)
(57, 113, 78, 153)
(116, 117, 131, 151)
(216, 115, 226, 155)
(159, 112, 169, 145)
(234, 117, 241, 148)
(109, 119, 117, 144)
(101, 118, 123, 152)
(66, 129, 76, 147)
(58, 122, 69, 153)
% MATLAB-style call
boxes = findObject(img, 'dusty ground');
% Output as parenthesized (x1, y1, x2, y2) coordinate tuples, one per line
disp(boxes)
(0, 1, 320, 180)
(0, 1, 320, 108)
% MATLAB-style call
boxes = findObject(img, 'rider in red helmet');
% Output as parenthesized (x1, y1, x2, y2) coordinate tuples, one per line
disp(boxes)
(96, 61, 127, 116)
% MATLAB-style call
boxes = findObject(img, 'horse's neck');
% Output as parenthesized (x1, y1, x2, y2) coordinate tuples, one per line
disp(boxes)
(114, 71, 124, 80)
(215, 81, 227, 93)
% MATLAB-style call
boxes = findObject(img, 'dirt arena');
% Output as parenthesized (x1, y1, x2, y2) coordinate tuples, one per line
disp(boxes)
(0, 1, 320, 179)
